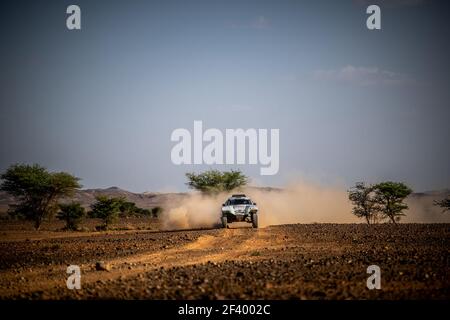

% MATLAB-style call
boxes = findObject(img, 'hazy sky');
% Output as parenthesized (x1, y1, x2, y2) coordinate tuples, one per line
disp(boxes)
(1, 0, 449, 192)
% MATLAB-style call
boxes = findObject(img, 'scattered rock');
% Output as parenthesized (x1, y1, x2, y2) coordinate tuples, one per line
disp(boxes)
(95, 261, 111, 271)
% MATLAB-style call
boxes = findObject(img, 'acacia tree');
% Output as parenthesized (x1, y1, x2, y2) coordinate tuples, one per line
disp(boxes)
(185, 170, 248, 194)
(0, 164, 81, 230)
(434, 197, 450, 212)
(348, 182, 379, 224)
(373, 181, 412, 224)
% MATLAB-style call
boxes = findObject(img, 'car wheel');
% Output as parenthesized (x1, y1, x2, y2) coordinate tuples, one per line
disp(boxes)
(252, 214, 258, 228)
(221, 216, 228, 228)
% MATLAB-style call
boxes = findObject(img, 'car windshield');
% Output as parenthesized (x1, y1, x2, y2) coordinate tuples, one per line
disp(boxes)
(229, 199, 252, 205)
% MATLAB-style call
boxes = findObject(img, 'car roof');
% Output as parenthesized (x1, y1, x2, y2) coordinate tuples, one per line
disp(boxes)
(228, 196, 251, 201)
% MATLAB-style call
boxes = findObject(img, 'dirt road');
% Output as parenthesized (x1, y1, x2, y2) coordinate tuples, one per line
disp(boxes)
(0, 223, 448, 299)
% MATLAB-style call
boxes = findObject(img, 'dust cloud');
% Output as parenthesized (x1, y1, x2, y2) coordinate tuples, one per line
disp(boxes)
(244, 183, 357, 226)
(404, 194, 450, 223)
(161, 192, 226, 230)
(161, 182, 450, 230)
(161, 181, 356, 230)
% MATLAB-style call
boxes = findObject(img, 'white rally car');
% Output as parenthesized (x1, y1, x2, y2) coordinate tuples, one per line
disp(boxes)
(221, 194, 259, 228)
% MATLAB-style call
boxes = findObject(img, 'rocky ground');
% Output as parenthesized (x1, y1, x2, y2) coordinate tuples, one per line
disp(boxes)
(0, 222, 448, 299)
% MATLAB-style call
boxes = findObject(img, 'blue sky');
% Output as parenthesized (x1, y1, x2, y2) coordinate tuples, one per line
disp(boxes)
(1, 0, 449, 192)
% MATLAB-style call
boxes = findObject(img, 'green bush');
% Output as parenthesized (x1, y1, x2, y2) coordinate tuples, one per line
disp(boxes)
(151, 206, 163, 218)
(119, 201, 138, 217)
(118, 201, 156, 217)
(90, 196, 123, 229)
(137, 208, 152, 216)
(57, 202, 85, 231)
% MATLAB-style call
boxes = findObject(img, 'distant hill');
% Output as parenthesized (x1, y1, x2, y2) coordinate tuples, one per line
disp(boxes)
(0, 187, 189, 214)
(68, 187, 190, 210)
(0, 186, 448, 217)
(0, 186, 285, 213)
